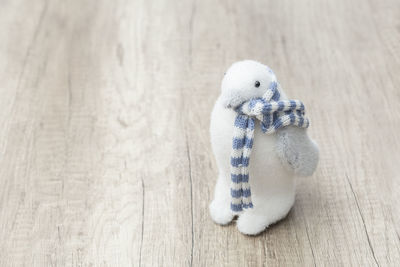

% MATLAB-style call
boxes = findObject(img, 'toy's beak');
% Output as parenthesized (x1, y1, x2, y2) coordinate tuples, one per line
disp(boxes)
(223, 98, 235, 109)
(221, 91, 243, 109)
(225, 97, 243, 109)
(221, 95, 231, 108)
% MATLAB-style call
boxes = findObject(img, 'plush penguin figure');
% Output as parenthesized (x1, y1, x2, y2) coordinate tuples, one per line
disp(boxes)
(209, 60, 319, 235)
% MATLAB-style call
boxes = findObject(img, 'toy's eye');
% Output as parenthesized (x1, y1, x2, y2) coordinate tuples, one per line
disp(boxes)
(255, 81, 260, 88)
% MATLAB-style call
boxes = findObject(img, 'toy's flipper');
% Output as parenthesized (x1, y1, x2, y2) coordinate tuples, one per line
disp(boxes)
(275, 126, 319, 176)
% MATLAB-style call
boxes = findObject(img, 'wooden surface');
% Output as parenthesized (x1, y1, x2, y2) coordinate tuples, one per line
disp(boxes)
(0, 0, 399, 266)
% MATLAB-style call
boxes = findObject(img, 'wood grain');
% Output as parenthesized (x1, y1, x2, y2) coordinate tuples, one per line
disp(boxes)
(0, 0, 399, 266)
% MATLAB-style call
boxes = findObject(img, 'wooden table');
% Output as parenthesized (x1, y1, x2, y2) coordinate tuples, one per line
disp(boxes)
(0, 0, 399, 266)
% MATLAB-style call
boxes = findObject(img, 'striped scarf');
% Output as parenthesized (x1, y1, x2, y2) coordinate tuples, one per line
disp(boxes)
(230, 81, 310, 213)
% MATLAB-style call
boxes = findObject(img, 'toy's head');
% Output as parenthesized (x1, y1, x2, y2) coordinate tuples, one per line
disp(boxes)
(220, 60, 277, 108)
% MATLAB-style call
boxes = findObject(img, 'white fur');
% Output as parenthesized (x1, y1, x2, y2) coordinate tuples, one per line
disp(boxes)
(209, 60, 319, 235)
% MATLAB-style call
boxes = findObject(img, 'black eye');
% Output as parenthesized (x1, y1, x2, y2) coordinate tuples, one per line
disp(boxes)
(255, 81, 260, 88)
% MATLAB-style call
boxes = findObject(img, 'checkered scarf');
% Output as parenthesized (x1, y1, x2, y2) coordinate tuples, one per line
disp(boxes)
(230, 81, 309, 213)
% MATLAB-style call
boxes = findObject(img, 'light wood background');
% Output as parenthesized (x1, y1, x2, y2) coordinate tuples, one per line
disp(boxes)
(0, 0, 399, 266)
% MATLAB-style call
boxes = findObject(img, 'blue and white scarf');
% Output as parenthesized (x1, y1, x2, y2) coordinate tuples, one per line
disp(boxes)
(230, 80, 310, 213)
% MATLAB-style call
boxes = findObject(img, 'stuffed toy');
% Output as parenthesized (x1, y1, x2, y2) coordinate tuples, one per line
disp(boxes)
(209, 60, 319, 235)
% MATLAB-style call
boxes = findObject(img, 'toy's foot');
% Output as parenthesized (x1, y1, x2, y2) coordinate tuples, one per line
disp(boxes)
(209, 200, 234, 225)
(236, 212, 270, 235)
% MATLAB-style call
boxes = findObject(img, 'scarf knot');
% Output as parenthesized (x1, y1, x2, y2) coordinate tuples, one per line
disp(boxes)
(230, 81, 309, 213)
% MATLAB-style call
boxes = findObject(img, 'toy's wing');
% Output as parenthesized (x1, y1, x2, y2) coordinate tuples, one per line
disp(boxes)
(275, 126, 319, 176)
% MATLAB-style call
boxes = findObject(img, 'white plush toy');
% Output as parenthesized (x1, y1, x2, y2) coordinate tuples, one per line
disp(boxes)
(209, 60, 319, 235)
